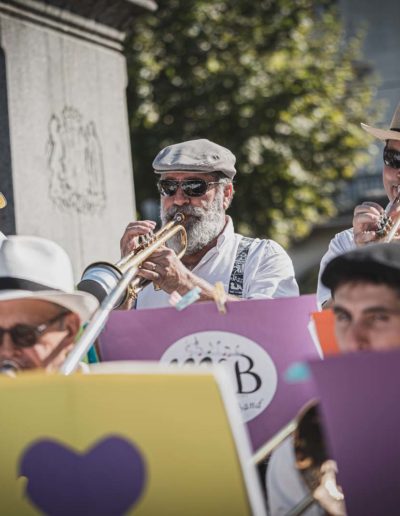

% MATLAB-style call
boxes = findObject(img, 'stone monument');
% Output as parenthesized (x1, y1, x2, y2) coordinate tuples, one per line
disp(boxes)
(0, 0, 156, 276)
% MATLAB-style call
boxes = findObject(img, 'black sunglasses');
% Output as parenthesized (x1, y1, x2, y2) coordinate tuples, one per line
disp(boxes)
(157, 179, 223, 198)
(383, 146, 400, 170)
(0, 311, 69, 348)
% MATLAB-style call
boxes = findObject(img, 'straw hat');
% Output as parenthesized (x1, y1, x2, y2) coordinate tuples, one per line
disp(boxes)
(0, 236, 98, 323)
(361, 102, 400, 141)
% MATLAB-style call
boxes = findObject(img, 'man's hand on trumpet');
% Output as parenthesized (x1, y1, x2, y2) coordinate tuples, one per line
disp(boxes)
(353, 199, 400, 246)
(120, 220, 157, 257)
(138, 246, 194, 295)
(353, 201, 385, 246)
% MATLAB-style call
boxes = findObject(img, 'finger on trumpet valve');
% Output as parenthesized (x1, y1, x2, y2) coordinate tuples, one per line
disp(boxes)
(138, 232, 154, 246)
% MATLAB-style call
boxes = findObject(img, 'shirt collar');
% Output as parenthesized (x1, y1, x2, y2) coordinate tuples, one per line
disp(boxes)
(215, 216, 234, 250)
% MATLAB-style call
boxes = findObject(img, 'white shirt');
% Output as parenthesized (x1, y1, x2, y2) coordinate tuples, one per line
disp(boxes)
(0, 231, 5, 242)
(267, 437, 324, 516)
(316, 228, 355, 308)
(136, 217, 299, 309)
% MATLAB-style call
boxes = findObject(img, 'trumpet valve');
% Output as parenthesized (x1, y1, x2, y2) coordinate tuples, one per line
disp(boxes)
(376, 214, 393, 238)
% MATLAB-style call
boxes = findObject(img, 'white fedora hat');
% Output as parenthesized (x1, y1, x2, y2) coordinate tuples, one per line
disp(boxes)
(361, 102, 400, 141)
(0, 236, 98, 323)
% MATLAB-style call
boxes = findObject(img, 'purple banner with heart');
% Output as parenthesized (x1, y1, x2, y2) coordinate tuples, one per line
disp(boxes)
(309, 351, 400, 516)
(99, 295, 320, 453)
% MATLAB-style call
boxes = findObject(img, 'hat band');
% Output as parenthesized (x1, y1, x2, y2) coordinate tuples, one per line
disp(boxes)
(0, 277, 58, 292)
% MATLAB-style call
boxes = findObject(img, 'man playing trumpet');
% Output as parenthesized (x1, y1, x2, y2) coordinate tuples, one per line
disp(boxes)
(317, 101, 400, 307)
(120, 139, 298, 308)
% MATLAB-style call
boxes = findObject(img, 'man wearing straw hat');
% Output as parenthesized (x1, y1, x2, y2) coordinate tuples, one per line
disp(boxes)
(317, 101, 400, 307)
(0, 236, 98, 374)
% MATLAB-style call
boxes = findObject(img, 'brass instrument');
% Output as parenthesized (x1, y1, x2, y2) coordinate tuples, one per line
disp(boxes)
(256, 402, 346, 516)
(291, 403, 345, 516)
(376, 193, 400, 242)
(60, 213, 187, 375)
(0, 361, 18, 377)
(78, 213, 187, 308)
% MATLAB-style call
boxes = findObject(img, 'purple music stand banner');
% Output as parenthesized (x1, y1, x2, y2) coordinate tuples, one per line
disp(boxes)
(99, 295, 320, 453)
(309, 351, 400, 516)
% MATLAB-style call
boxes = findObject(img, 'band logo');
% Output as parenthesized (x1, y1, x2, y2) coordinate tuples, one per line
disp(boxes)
(161, 331, 277, 422)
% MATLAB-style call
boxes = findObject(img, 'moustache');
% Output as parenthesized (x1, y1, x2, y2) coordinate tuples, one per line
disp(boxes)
(164, 205, 205, 223)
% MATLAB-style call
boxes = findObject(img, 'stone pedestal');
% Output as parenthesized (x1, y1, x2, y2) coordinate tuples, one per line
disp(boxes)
(0, 0, 156, 277)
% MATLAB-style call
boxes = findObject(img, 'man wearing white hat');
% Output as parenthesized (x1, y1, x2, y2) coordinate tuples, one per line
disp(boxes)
(120, 138, 298, 308)
(0, 236, 98, 373)
(317, 101, 400, 307)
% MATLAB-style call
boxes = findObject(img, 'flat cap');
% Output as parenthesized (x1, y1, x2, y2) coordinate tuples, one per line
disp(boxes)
(153, 139, 236, 179)
(322, 242, 400, 292)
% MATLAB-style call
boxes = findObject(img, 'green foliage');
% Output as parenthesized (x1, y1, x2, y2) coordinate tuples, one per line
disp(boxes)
(125, 0, 376, 246)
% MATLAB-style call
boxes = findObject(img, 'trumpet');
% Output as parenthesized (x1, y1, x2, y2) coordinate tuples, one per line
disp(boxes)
(0, 361, 19, 377)
(376, 193, 400, 242)
(78, 213, 187, 308)
(60, 213, 187, 375)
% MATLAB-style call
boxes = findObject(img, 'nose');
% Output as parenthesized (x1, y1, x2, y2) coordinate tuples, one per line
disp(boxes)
(172, 185, 190, 206)
(343, 322, 371, 352)
(0, 332, 21, 358)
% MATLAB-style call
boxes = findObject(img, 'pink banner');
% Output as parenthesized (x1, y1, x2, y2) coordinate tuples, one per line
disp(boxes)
(99, 295, 320, 453)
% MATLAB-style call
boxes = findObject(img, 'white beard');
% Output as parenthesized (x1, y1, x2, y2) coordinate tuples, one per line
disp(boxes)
(161, 188, 226, 255)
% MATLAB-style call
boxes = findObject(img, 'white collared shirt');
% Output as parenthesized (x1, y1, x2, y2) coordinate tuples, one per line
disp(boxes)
(267, 437, 324, 516)
(316, 228, 355, 308)
(136, 217, 299, 309)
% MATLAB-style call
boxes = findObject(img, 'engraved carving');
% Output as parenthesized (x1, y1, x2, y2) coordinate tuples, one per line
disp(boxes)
(47, 107, 106, 214)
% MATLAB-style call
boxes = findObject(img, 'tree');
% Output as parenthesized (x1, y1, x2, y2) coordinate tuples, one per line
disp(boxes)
(125, 0, 376, 247)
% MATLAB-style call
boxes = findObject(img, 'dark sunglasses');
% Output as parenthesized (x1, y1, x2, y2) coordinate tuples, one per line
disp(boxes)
(383, 146, 400, 170)
(0, 311, 69, 348)
(157, 179, 222, 198)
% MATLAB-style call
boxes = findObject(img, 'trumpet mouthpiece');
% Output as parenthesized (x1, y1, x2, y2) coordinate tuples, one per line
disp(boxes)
(0, 361, 19, 377)
(174, 213, 185, 223)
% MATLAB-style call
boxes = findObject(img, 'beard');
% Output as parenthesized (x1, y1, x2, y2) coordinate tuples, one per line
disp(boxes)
(161, 189, 226, 255)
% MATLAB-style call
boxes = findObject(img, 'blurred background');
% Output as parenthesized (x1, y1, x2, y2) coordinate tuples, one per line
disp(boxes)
(126, 0, 400, 293)
(1, 0, 399, 293)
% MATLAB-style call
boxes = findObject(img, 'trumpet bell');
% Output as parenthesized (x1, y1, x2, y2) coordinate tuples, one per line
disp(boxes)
(77, 262, 126, 308)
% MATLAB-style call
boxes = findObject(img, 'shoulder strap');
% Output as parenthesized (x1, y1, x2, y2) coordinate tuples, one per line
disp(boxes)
(228, 236, 254, 297)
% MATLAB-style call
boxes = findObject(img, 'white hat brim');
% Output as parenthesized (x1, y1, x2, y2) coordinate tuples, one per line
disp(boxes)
(361, 123, 400, 141)
(0, 290, 98, 324)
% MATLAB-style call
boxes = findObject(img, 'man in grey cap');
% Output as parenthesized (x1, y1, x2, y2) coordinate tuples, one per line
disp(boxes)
(267, 242, 400, 515)
(120, 138, 298, 308)
(317, 100, 400, 308)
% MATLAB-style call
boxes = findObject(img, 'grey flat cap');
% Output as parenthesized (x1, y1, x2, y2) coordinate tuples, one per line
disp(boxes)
(321, 242, 400, 292)
(153, 139, 236, 179)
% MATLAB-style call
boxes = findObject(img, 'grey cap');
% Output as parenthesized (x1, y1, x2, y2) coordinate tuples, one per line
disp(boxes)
(321, 242, 400, 292)
(152, 139, 237, 179)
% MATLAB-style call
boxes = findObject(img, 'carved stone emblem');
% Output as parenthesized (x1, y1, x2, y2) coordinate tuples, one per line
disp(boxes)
(47, 107, 106, 214)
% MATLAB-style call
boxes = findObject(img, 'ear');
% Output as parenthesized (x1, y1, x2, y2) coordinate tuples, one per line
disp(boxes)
(62, 312, 81, 344)
(222, 183, 234, 210)
(41, 312, 81, 369)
